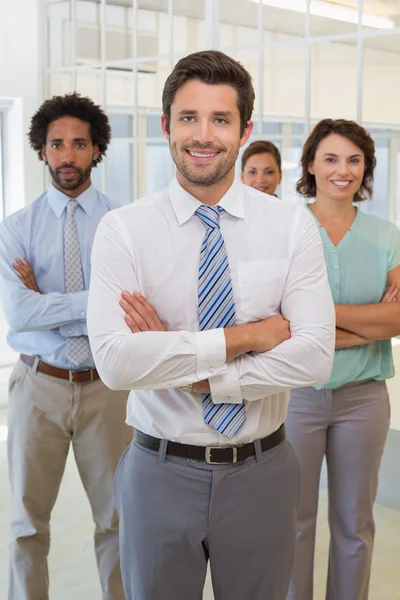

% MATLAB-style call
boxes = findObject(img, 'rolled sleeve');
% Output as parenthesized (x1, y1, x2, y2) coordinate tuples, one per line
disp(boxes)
(208, 360, 242, 404)
(195, 328, 227, 381)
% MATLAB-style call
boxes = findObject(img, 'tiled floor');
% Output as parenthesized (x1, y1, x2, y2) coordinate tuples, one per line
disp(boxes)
(0, 407, 399, 599)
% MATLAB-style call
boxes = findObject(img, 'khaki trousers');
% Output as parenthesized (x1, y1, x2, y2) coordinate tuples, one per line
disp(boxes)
(7, 358, 132, 600)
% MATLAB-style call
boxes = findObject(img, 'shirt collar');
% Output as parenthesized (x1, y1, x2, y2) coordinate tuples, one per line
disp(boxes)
(168, 175, 245, 226)
(47, 182, 97, 219)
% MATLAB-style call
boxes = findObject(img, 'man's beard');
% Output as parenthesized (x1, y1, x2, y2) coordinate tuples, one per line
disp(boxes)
(170, 142, 238, 187)
(48, 163, 92, 191)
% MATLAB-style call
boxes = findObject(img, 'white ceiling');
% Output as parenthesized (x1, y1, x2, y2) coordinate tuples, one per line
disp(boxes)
(75, 0, 400, 52)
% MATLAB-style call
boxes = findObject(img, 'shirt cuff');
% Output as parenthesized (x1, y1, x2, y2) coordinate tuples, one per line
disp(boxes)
(195, 328, 227, 381)
(59, 322, 88, 338)
(209, 360, 242, 404)
(70, 290, 89, 320)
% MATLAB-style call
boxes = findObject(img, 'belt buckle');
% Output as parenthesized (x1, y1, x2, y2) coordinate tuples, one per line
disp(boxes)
(68, 369, 94, 383)
(205, 446, 237, 465)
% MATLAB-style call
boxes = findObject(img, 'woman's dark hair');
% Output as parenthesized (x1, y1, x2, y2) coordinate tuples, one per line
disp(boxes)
(162, 50, 255, 137)
(28, 92, 111, 165)
(241, 140, 282, 173)
(296, 118, 376, 202)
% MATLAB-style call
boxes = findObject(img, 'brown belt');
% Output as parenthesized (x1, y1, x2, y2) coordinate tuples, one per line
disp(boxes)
(20, 354, 100, 384)
(134, 424, 286, 464)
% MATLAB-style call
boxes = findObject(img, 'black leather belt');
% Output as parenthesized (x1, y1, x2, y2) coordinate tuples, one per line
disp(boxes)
(134, 424, 285, 464)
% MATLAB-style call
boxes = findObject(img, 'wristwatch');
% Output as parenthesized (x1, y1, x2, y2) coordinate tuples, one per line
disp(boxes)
(180, 383, 193, 393)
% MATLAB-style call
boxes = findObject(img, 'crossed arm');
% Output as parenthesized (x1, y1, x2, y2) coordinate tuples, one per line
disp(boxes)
(335, 266, 400, 349)
(0, 220, 87, 335)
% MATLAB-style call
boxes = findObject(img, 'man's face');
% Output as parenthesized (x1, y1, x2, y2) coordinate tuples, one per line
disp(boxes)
(162, 80, 252, 189)
(41, 116, 99, 195)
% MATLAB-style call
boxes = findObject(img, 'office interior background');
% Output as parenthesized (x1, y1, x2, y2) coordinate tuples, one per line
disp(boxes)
(0, 0, 399, 597)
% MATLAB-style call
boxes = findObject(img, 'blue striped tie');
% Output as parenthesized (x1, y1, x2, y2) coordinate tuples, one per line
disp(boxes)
(196, 205, 246, 438)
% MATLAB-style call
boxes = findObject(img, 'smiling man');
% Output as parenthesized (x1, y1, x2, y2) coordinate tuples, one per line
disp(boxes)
(0, 93, 131, 600)
(88, 51, 336, 600)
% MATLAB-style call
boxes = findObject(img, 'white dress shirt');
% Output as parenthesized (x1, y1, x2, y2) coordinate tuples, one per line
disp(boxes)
(88, 177, 335, 445)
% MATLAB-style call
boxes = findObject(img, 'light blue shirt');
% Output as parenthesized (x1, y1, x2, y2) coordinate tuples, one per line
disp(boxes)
(309, 206, 400, 389)
(0, 183, 119, 369)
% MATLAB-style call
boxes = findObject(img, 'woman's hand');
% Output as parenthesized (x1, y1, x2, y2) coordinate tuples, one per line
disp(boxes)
(381, 284, 398, 303)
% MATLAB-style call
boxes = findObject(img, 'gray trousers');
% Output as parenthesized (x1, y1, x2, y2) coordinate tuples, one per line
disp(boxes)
(7, 358, 132, 600)
(285, 379, 390, 600)
(114, 434, 300, 600)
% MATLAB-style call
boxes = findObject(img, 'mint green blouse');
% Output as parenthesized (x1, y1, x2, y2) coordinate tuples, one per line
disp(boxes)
(309, 206, 400, 389)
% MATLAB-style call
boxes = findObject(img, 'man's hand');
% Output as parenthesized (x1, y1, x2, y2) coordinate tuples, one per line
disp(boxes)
(381, 284, 398, 303)
(224, 314, 291, 361)
(120, 291, 166, 332)
(245, 315, 291, 354)
(13, 258, 40, 292)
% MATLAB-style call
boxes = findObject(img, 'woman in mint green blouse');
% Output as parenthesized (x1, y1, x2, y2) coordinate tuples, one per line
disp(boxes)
(286, 119, 400, 600)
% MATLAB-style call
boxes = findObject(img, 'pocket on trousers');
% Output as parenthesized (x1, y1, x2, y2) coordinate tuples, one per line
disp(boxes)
(113, 441, 133, 512)
(8, 360, 28, 394)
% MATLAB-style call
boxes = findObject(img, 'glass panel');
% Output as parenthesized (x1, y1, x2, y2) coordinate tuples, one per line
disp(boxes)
(263, 45, 306, 121)
(47, 0, 73, 69)
(262, 2, 306, 42)
(137, 3, 168, 58)
(146, 114, 164, 139)
(106, 140, 133, 206)
(109, 113, 133, 138)
(76, 71, 102, 104)
(47, 72, 74, 97)
(281, 143, 303, 204)
(310, 0, 357, 36)
(310, 41, 357, 120)
(104, 1, 131, 63)
(219, 0, 260, 47)
(137, 59, 170, 111)
(361, 136, 389, 220)
(138, 142, 172, 197)
(106, 65, 134, 108)
(227, 49, 260, 133)
(76, 0, 103, 65)
(362, 35, 400, 125)
(170, 0, 205, 54)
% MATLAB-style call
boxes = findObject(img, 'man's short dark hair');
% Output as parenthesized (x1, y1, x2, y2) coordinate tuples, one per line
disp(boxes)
(162, 50, 255, 137)
(296, 119, 376, 202)
(28, 92, 111, 165)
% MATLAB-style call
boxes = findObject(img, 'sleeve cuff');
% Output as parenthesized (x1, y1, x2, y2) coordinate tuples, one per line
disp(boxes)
(209, 360, 242, 404)
(59, 322, 88, 338)
(195, 328, 227, 381)
(70, 290, 89, 320)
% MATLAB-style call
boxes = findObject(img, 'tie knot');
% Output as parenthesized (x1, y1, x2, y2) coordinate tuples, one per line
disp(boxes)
(67, 199, 79, 216)
(195, 205, 222, 229)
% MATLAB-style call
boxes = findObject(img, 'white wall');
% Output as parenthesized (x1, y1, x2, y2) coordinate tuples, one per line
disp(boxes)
(0, 0, 44, 207)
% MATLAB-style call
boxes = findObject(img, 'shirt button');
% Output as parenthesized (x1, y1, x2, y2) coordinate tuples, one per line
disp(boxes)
(335, 284, 339, 289)
(81, 311, 86, 317)
(332, 250, 336, 254)
(68, 330, 73, 334)
(334, 266, 339, 270)
(190, 459, 198, 464)
(209, 367, 215, 374)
